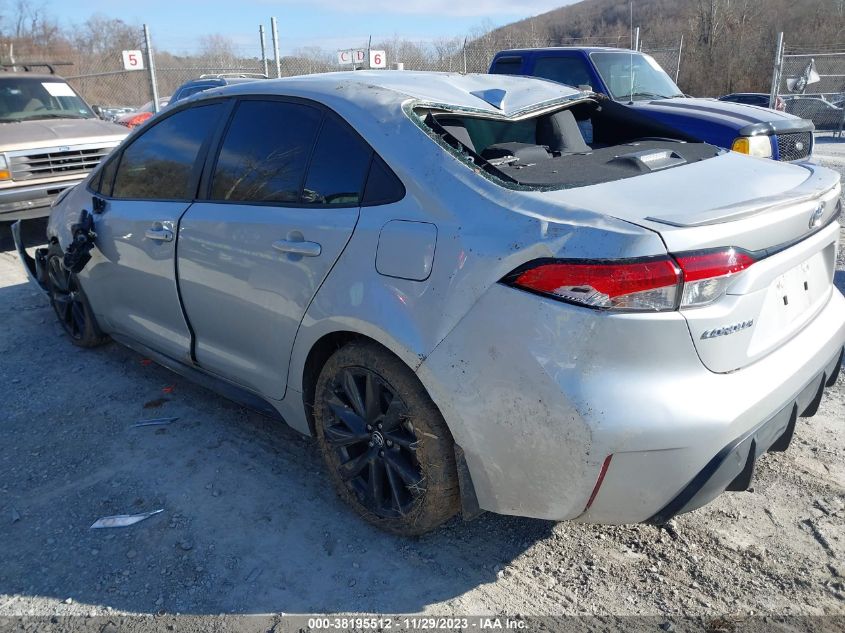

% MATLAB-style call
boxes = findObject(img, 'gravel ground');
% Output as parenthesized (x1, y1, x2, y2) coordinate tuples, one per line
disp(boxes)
(0, 141, 843, 626)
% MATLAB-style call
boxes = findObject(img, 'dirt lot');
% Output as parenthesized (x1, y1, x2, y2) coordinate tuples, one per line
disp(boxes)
(0, 141, 844, 626)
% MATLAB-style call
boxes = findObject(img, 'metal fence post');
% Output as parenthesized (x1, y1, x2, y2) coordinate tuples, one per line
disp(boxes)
(676, 34, 683, 83)
(143, 24, 160, 114)
(462, 36, 468, 74)
(259, 25, 269, 77)
(270, 17, 281, 78)
(769, 31, 784, 109)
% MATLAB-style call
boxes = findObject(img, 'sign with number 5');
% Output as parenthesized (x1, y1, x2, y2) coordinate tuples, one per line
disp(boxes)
(122, 50, 145, 71)
(369, 50, 387, 69)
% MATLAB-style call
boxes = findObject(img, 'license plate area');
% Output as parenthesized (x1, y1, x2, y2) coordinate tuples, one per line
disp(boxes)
(747, 247, 834, 356)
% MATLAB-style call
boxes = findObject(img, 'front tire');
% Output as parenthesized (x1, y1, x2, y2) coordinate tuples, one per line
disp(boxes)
(46, 254, 107, 348)
(314, 341, 460, 536)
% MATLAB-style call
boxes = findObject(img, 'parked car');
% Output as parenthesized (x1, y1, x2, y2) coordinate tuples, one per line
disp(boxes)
(114, 97, 170, 129)
(170, 74, 266, 104)
(0, 66, 126, 221)
(719, 92, 785, 111)
(784, 96, 845, 130)
(490, 47, 815, 161)
(95, 105, 134, 121)
(15, 72, 844, 535)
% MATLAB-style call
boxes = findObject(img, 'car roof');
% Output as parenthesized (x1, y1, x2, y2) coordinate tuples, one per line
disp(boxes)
(181, 76, 260, 87)
(195, 70, 583, 117)
(0, 73, 69, 81)
(494, 47, 636, 55)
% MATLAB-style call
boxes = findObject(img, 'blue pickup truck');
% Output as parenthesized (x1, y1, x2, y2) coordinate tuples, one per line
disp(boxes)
(489, 47, 814, 162)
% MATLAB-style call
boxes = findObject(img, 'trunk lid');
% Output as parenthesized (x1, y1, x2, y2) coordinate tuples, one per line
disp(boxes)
(524, 154, 842, 372)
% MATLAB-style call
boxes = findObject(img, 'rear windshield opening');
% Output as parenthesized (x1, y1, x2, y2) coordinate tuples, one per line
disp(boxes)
(414, 99, 721, 189)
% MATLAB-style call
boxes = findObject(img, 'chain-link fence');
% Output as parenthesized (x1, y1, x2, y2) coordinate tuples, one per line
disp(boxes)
(67, 46, 267, 111)
(274, 36, 682, 83)
(3, 26, 684, 116)
(772, 42, 845, 135)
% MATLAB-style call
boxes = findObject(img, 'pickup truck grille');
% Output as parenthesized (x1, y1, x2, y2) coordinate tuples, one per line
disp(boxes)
(776, 132, 812, 162)
(8, 146, 113, 181)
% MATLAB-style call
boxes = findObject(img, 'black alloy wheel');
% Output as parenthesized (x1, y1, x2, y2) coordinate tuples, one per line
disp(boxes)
(46, 254, 106, 348)
(48, 254, 86, 340)
(323, 367, 423, 518)
(314, 341, 460, 535)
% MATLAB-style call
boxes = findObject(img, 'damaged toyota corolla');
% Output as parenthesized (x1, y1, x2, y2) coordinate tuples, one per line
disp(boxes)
(14, 71, 845, 536)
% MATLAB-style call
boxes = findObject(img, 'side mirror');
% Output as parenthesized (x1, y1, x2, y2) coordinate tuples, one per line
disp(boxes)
(91, 105, 104, 118)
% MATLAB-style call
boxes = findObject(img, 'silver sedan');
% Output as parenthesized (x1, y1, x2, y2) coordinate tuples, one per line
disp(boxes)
(16, 71, 845, 535)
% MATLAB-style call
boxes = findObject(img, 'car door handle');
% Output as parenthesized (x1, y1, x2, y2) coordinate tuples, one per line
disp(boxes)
(145, 227, 174, 242)
(272, 239, 321, 257)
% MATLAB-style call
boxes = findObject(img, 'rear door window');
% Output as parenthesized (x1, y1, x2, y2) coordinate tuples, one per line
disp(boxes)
(302, 115, 372, 205)
(210, 100, 322, 203)
(532, 56, 594, 89)
(111, 102, 223, 200)
(490, 56, 523, 75)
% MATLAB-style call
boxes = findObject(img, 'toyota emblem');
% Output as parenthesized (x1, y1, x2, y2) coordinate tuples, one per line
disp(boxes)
(809, 203, 825, 229)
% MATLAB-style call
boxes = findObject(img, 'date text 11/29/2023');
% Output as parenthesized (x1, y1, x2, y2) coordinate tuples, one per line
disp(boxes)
(306, 616, 528, 630)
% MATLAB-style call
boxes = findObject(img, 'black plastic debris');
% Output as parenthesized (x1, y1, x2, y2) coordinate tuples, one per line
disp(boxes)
(62, 209, 97, 273)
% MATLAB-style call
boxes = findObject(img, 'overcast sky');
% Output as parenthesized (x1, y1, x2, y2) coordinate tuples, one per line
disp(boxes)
(48, 0, 580, 55)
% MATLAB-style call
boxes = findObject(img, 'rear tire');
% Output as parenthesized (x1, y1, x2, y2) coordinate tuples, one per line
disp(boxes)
(314, 341, 460, 536)
(46, 253, 107, 348)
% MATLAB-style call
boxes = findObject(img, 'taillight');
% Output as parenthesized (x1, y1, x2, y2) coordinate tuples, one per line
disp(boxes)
(120, 113, 151, 128)
(503, 247, 756, 312)
(674, 248, 756, 308)
(505, 256, 682, 312)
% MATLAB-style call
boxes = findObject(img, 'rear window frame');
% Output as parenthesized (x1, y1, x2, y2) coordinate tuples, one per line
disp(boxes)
(406, 96, 596, 193)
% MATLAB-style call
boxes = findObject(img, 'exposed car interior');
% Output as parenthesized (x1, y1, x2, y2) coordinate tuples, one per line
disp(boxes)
(419, 98, 719, 188)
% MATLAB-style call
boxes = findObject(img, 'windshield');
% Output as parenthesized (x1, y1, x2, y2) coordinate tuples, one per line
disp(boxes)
(0, 76, 94, 122)
(590, 51, 684, 102)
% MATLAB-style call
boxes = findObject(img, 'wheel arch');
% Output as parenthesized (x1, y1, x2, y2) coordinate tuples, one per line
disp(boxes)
(298, 327, 425, 433)
(297, 326, 482, 523)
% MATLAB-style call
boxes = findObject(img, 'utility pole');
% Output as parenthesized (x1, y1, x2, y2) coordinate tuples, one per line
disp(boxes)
(270, 17, 281, 79)
(769, 32, 784, 110)
(259, 25, 269, 77)
(143, 24, 160, 114)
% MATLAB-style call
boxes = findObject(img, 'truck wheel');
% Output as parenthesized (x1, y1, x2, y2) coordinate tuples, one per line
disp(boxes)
(314, 340, 460, 536)
(46, 254, 107, 348)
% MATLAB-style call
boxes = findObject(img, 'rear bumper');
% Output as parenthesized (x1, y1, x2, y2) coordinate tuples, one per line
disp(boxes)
(418, 283, 845, 523)
(649, 345, 843, 524)
(0, 180, 81, 221)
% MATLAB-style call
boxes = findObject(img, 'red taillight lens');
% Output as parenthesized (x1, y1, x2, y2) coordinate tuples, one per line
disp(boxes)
(508, 257, 682, 312)
(673, 248, 756, 307)
(674, 249, 755, 282)
(505, 248, 757, 312)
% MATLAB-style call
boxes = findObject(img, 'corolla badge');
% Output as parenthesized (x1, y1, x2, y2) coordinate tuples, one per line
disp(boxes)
(809, 203, 825, 229)
(701, 320, 754, 340)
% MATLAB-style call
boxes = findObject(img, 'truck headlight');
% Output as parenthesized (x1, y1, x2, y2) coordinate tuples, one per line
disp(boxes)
(0, 155, 10, 180)
(731, 135, 773, 158)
